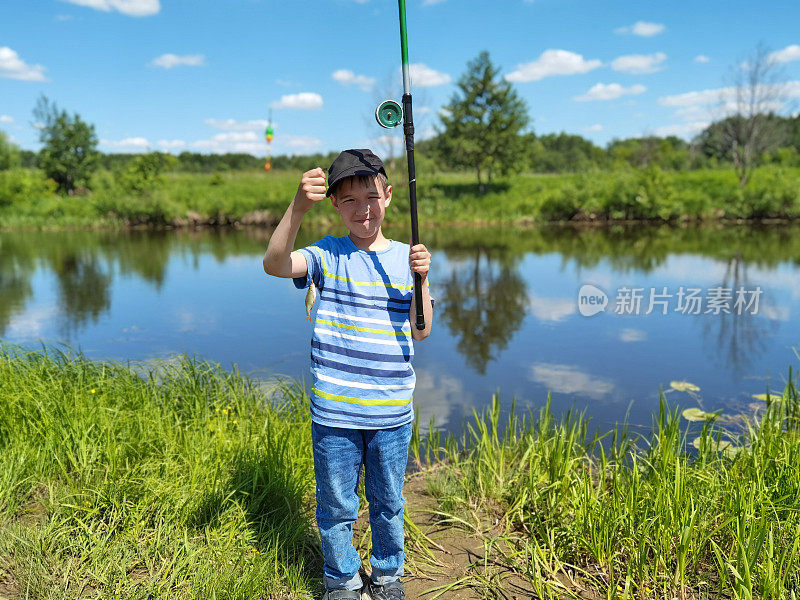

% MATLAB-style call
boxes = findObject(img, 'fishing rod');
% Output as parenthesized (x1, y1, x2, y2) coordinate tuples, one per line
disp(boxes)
(375, 0, 425, 331)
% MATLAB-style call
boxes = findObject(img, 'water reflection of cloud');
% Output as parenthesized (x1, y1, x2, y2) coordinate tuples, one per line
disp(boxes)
(413, 367, 472, 433)
(6, 304, 58, 340)
(760, 304, 791, 322)
(652, 258, 800, 303)
(527, 294, 575, 322)
(529, 362, 615, 400)
(176, 309, 216, 333)
(652, 256, 730, 284)
(619, 328, 647, 342)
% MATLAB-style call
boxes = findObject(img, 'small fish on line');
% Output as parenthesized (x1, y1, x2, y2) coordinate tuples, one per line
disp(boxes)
(305, 281, 317, 321)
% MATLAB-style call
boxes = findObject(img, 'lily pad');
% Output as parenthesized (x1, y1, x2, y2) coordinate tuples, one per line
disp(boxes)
(671, 380, 700, 393)
(752, 393, 779, 401)
(682, 407, 715, 421)
(692, 436, 741, 458)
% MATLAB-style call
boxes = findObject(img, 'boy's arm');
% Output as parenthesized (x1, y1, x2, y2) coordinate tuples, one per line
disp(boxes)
(409, 240, 433, 341)
(263, 168, 327, 278)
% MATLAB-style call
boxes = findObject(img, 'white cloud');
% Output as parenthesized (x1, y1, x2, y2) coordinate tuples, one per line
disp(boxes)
(59, 0, 160, 16)
(282, 135, 323, 152)
(769, 44, 800, 64)
(574, 83, 646, 102)
(204, 118, 268, 131)
(194, 131, 262, 154)
(694, 55, 711, 64)
(614, 21, 665, 37)
(529, 362, 615, 400)
(408, 63, 451, 87)
(149, 54, 205, 69)
(369, 134, 400, 147)
(652, 121, 709, 138)
(659, 82, 800, 111)
(100, 137, 150, 150)
(270, 92, 323, 110)
(193, 130, 320, 154)
(0, 115, 14, 124)
(419, 126, 437, 140)
(198, 131, 258, 144)
(332, 69, 376, 92)
(611, 52, 667, 75)
(584, 124, 604, 132)
(156, 139, 186, 149)
(0, 47, 47, 82)
(505, 49, 602, 83)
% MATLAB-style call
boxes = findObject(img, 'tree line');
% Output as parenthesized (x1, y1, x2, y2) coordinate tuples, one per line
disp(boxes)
(1, 44, 798, 195)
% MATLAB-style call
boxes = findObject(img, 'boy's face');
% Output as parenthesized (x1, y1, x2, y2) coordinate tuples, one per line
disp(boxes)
(331, 176, 392, 240)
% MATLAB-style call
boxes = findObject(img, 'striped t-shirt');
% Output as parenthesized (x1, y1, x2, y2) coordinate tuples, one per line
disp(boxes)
(293, 234, 434, 430)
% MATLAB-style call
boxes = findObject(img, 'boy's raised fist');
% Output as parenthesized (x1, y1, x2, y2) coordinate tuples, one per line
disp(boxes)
(295, 167, 327, 209)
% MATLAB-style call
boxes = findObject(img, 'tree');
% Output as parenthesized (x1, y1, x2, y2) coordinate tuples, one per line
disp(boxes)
(526, 132, 606, 172)
(713, 43, 792, 186)
(607, 136, 690, 170)
(33, 95, 99, 194)
(0, 131, 21, 170)
(434, 51, 529, 192)
(119, 152, 178, 194)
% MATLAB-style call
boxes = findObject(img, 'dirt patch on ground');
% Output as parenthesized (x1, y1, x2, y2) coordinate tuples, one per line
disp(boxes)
(0, 569, 20, 600)
(350, 471, 537, 600)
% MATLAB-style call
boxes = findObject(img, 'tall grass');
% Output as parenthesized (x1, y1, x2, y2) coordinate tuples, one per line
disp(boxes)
(0, 345, 319, 599)
(414, 371, 800, 598)
(4, 342, 800, 598)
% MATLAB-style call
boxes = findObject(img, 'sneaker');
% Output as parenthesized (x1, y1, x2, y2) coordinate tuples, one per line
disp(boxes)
(322, 589, 362, 600)
(363, 580, 405, 600)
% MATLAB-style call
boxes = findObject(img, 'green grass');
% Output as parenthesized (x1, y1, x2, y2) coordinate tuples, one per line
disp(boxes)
(414, 371, 800, 598)
(0, 345, 319, 599)
(2, 166, 800, 229)
(3, 345, 800, 598)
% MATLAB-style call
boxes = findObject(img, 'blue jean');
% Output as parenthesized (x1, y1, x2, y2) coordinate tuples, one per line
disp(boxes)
(311, 421, 412, 591)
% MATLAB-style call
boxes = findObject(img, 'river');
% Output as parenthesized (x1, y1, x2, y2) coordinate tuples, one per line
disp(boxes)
(2, 222, 798, 436)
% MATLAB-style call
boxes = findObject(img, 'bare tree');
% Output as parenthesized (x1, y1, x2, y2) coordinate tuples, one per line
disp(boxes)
(717, 42, 790, 186)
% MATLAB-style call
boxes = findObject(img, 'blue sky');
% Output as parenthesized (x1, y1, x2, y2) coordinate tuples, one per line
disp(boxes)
(2, 0, 799, 157)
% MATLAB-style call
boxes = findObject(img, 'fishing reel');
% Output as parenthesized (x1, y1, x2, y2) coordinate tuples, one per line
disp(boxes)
(375, 100, 403, 128)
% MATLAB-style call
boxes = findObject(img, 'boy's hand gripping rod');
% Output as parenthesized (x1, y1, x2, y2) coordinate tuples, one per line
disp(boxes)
(375, 0, 425, 331)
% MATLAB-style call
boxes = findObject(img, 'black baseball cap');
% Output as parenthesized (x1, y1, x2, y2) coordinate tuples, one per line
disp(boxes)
(326, 149, 387, 197)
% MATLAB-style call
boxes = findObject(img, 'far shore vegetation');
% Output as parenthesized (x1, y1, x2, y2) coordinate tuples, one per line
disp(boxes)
(1, 345, 798, 598)
(2, 163, 800, 230)
(2, 44, 800, 230)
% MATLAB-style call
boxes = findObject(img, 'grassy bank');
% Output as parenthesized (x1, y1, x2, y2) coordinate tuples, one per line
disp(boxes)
(2, 166, 800, 229)
(2, 347, 799, 598)
(416, 378, 800, 598)
(0, 346, 318, 599)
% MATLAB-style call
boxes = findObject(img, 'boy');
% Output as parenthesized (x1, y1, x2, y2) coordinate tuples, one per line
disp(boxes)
(262, 149, 434, 600)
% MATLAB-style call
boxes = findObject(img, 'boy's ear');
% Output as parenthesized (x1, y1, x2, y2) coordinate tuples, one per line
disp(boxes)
(384, 184, 392, 207)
